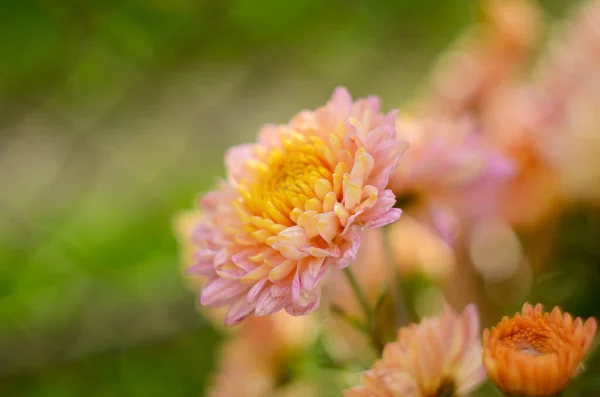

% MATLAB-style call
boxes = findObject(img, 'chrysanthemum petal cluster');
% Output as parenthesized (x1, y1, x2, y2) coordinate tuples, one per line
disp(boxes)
(189, 87, 408, 325)
(344, 304, 486, 397)
(483, 302, 597, 397)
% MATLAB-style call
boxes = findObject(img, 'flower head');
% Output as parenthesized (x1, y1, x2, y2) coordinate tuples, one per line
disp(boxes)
(483, 302, 598, 396)
(389, 115, 513, 242)
(187, 87, 408, 325)
(344, 304, 485, 397)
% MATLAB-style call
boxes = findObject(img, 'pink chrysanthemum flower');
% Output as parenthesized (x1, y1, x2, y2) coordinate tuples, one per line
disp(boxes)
(344, 304, 486, 397)
(531, 0, 600, 203)
(389, 115, 513, 242)
(187, 87, 408, 325)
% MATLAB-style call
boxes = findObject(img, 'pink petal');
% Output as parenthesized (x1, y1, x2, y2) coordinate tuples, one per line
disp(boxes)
(225, 144, 254, 183)
(300, 257, 327, 293)
(360, 189, 397, 223)
(334, 230, 361, 269)
(368, 140, 409, 190)
(364, 208, 402, 229)
(292, 270, 301, 304)
(285, 294, 321, 316)
(290, 110, 318, 131)
(257, 124, 282, 148)
(224, 299, 254, 325)
(231, 249, 262, 272)
(215, 265, 246, 279)
(192, 225, 218, 249)
(328, 86, 353, 118)
(214, 248, 229, 267)
(254, 289, 289, 316)
(271, 283, 292, 297)
(246, 278, 269, 305)
(186, 249, 215, 276)
(200, 278, 248, 306)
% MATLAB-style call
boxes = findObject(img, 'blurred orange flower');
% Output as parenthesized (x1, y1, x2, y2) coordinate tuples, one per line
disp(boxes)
(208, 311, 317, 397)
(483, 303, 597, 396)
(344, 304, 485, 397)
(425, 0, 542, 117)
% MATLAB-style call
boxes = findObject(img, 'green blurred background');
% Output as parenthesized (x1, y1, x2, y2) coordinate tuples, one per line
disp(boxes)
(0, 0, 585, 396)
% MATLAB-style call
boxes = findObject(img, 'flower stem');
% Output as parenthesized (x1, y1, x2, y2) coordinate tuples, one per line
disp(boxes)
(331, 304, 369, 334)
(331, 304, 385, 353)
(339, 267, 387, 352)
(343, 266, 373, 321)
(381, 225, 410, 328)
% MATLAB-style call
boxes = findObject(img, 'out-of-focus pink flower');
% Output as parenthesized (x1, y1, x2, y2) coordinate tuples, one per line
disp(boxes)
(476, 0, 600, 225)
(389, 115, 514, 241)
(531, 0, 600, 203)
(425, 0, 542, 117)
(479, 84, 565, 228)
(185, 87, 408, 325)
(208, 312, 317, 397)
(344, 304, 485, 397)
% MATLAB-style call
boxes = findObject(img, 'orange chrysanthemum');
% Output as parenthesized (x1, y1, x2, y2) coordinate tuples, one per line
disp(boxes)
(482, 303, 597, 397)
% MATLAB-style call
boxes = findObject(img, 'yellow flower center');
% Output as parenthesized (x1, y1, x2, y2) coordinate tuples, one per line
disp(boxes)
(262, 150, 330, 202)
(238, 133, 333, 226)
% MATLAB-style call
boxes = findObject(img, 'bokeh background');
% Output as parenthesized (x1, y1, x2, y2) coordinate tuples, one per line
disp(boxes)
(0, 0, 596, 396)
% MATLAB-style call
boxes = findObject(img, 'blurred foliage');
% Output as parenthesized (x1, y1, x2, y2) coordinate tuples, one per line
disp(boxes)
(0, 328, 220, 397)
(532, 204, 600, 320)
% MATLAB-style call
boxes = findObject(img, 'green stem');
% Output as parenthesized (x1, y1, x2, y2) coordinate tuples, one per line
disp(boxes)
(339, 267, 389, 352)
(381, 225, 410, 328)
(331, 304, 369, 334)
(373, 284, 389, 314)
(331, 304, 385, 353)
(343, 266, 373, 322)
